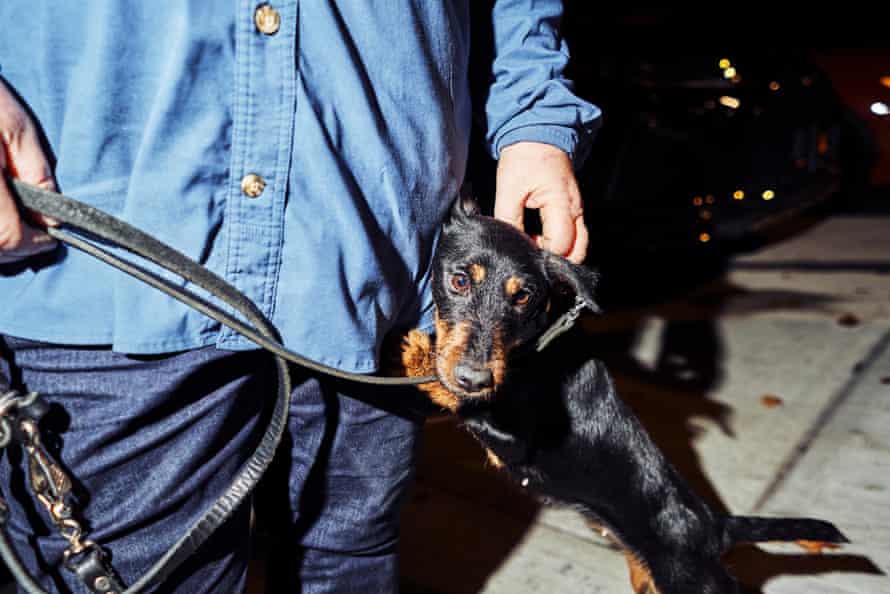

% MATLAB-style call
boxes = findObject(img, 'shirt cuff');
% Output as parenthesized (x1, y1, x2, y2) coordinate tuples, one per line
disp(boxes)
(494, 119, 601, 170)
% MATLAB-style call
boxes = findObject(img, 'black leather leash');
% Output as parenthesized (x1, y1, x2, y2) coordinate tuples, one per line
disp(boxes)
(1, 179, 433, 594)
(12, 180, 437, 387)
(1, 179, 588, 593)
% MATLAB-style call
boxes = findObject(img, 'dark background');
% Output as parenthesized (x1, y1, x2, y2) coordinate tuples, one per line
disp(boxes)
(467, 6, 890, 311)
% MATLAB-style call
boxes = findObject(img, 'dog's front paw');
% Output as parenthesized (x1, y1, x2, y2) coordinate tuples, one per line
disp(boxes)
(463, 413, 529, 466)
(463, 414, 513, 444)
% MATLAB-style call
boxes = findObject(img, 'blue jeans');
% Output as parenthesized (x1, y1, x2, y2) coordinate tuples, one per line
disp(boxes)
(0, 335, 423, 593)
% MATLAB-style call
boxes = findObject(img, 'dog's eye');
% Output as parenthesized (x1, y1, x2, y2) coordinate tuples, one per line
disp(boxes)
(450, 272, 470, 293)
(513, 288, 532, 307)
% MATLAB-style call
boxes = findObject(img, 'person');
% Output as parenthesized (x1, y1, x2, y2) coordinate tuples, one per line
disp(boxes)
(0, 1, 600, 592)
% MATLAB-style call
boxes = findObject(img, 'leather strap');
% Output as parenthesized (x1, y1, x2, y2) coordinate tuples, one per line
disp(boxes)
(12, 179, 435, 387)
(3, 178, 441, 592)
(69, 548, 127, 594)
(2, 181, 303, 593)
(3, 179, 588, 593)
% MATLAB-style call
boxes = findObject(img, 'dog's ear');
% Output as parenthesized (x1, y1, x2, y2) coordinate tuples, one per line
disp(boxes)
(543, 253, 601, 313)
(448, 187, 481, 224)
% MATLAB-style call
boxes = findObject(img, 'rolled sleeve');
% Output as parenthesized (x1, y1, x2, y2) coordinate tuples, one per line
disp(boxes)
(483, 0, 601, 166)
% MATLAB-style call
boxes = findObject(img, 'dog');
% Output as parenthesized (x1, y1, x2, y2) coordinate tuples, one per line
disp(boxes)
(400, 196, 848, 594)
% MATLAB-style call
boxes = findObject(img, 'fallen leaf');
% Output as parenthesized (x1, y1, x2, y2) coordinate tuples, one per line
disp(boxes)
(797, 540, 841, 555)
(760, 394, 784, 408)
(837, 313, 860, 327)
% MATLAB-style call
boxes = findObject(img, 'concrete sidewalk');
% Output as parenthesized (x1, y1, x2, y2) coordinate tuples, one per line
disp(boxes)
(401, 213, 890, 593)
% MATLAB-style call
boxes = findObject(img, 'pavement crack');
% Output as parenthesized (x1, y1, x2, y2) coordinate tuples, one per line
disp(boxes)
(752, 329, 890, 512)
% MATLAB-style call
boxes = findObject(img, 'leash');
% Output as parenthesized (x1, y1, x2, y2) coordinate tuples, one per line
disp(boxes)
(0, 179, 433, 594)
(1, 180, 589, 593)
(11, 180, 436, 388)
(534, 296, 588, 352)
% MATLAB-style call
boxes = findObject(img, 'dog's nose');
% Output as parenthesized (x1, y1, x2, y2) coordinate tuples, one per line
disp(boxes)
(453, 364, 494, 393)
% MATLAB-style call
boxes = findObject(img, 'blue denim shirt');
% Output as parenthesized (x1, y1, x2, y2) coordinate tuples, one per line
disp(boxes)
(0, 0, 600, 372)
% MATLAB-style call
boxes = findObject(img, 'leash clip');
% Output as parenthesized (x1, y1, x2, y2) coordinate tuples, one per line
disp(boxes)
(535, 295, 588, 352)
(0, 385, 126, 593)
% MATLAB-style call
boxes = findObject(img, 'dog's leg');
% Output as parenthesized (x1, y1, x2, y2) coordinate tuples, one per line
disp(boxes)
(585, 520, 661, 594)
(626, 553, 661, 594)
(483, 448, 505, 469)
(462, 413, 529, 467)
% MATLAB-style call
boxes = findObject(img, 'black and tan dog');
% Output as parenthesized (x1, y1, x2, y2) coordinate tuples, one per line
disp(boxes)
(401, 197, 847, 594)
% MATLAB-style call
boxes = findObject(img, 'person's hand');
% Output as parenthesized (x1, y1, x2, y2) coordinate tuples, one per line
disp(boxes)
(494, 141, 588, 264)
(0, 79, 58, 264)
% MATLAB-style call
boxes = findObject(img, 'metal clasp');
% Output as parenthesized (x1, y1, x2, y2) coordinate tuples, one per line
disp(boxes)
(18, 418, 98, 563)
(0, 389, 105, 576)
(535, 295, 589, 352)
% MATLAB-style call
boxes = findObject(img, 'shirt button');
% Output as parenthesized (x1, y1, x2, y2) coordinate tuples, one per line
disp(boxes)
(254, 4, 281, 35)
(241, 173, 266, 198)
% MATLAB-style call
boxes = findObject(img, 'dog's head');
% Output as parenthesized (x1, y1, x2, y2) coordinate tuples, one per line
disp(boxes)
(430, 195, 599, 400)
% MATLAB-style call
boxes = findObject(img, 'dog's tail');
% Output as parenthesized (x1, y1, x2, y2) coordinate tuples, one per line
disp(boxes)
(724, 515, 849, 549)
